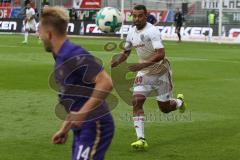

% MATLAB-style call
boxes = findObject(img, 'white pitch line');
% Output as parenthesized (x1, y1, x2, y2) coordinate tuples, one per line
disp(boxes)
(0, 44, 20, 48)
(89, 52, 240, 64)
(0, 48, 239, 64)
(0, 44, 43, 49)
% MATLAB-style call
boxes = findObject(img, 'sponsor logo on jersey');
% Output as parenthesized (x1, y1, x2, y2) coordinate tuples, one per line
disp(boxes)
(133, 44, 145, 48)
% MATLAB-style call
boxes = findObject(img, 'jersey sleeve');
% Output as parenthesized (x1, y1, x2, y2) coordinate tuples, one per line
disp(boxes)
(124, 27, 133, 51)
(85, 55, 103, 82)
(78, 54, 103, 83)
(148, 27, 164, 49)
(62, 50, 104, 84)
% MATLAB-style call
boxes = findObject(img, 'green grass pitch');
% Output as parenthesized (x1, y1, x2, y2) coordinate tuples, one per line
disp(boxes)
(0, 34, 240, 160)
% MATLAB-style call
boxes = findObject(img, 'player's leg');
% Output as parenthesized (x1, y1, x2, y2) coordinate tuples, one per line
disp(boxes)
(131, 73, 151, 150)
(158, 95, 186, 113)
(176, 26, 182, 42)
(23, 22, 30, 44)
(132, 94, 146, 139)
(29, 21, 38, 42)
(131, 94, 148, 150)
(158, 100, 180, 113)
(72, 119, 114, 160)
(156, 71, 186, 113)
(23, 29, 29, 44)
(34, 22, 41, 43)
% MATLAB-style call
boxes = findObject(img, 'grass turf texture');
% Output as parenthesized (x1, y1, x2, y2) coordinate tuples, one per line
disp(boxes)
(0, 34, 240, 160)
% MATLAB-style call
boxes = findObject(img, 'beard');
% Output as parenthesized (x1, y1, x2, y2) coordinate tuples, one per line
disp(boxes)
(134, 21, 147, 30)
(43, 39, 53, 52)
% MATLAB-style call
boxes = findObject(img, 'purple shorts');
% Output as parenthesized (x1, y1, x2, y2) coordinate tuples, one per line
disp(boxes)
(72, 115, 114, 160)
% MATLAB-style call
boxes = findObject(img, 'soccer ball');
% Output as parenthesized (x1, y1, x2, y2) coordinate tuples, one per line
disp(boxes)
(95, 7, 123, 33)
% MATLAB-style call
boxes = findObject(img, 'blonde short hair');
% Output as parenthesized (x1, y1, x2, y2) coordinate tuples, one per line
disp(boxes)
(41, 6, 69, 35)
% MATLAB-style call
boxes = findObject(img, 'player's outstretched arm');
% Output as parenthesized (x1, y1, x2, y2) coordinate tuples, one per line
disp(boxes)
(111, 50, 131, 68)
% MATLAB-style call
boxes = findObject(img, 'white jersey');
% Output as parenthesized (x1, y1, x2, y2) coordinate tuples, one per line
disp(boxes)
(125, 22, 170, 75)
(26, 8, 36, 23)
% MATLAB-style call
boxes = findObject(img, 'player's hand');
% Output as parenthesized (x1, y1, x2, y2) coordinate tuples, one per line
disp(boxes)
(128, 63, 147, 72)
(52, 130, 68, 144)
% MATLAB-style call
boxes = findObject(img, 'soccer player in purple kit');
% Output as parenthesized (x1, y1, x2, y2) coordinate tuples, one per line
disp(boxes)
(38, 7, 114, 160)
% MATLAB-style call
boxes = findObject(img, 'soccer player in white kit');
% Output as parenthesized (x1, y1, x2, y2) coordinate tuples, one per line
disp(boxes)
(111, 5, 186, 150)
(22, 2, 36, 44)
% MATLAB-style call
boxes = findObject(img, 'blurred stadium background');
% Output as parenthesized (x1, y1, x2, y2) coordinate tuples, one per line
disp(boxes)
(0, 0, 240, 43)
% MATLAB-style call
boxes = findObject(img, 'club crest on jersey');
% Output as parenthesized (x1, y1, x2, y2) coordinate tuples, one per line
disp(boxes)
(140, 34, 151, 42)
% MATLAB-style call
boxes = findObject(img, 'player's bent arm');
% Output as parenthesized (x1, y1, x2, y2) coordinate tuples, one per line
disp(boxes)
(58, 70, 113, 133)
(128, 48, 165, 72)
(111, 50, 131, 67)
(119, 50, 131, 62)
(150, 48, 165, 62)
(70, 70, 113, 121)
(141, 48, 165, 68)
(57, 120, 72, 134)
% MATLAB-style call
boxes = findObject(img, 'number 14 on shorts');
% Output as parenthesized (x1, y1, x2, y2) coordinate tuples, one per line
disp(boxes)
(76, 145, 90, 160)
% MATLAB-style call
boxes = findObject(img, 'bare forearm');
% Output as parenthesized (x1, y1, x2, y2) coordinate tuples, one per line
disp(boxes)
(118, 53, 128, 63)
(148, 52, 164, 63)
(60, 119, 72, 133)
(117, 51, 130, 64)
(142, 49, 165, 67)
(112, 50, 131, 67)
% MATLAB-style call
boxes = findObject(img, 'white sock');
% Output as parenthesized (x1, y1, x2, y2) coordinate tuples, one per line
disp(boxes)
(175, 99, 183, 108)
(133, 116, 145, 139)
(24, 32, 29, 42)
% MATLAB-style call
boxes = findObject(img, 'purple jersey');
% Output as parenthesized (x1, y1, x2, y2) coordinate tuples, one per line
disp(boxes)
(55, 40, 109, 115)
(54, 40, 114, 160)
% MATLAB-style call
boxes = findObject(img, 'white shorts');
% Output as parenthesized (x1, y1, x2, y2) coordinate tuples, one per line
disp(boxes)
(133, 71, 173, 102)
(23, 20, 36, 31)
